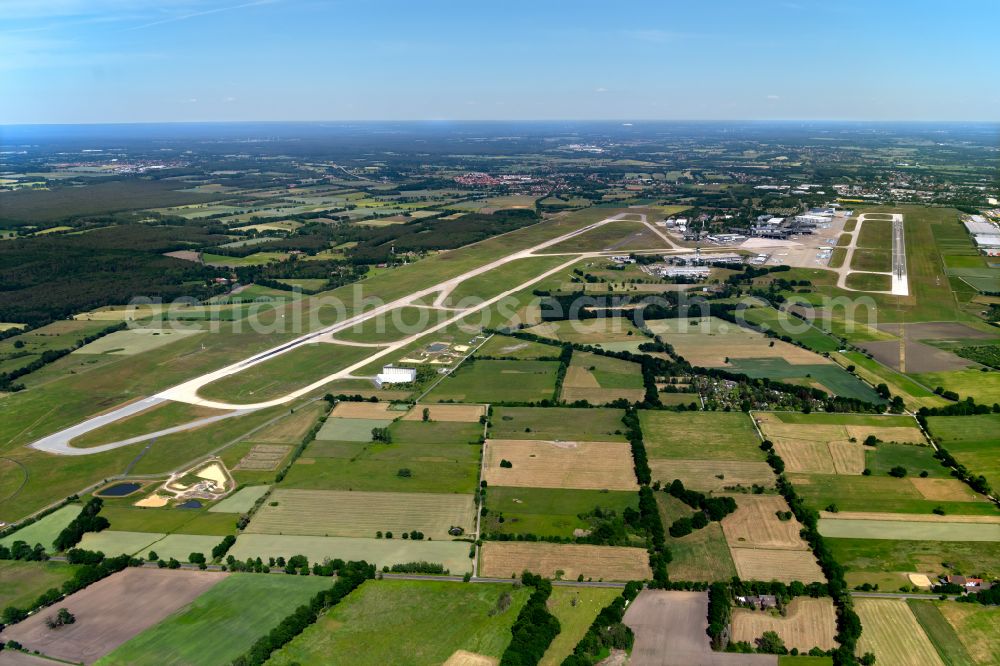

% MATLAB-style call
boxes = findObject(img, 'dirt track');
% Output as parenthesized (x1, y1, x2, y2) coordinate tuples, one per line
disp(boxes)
(0, 568, 227, 664)
(623, 590, 776, 665)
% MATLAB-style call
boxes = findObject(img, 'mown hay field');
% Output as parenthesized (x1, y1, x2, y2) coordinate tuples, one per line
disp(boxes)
(483, 439, 637, 491)
(315, 417, 394, 442)
(732, 598, 838, 651)
(245, 488, 476, 539)
(649, 459, 775, 492)
(426, 360, 560, 403)
(729, 548, 825, 584)
(935, 600, 1000, 665)
(855, 598, 944, 666)
(540, 586, 622, 666)
(722, 495, 812, 551)
(479, 542, 651, 581)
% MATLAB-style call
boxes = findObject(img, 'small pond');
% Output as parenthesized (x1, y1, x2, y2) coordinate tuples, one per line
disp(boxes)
(177, 499, 203, 509)
(97, 482, 142, 497)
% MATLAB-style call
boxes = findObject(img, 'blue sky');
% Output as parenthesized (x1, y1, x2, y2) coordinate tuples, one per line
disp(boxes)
(2, 0, 998, 124)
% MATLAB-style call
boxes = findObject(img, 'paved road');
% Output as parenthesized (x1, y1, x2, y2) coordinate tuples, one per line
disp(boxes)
(890, 214, 909, 295)
(28, 214, 632, 455)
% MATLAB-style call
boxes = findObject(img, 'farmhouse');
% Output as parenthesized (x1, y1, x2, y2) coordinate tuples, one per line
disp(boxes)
(374, 364, 416, 387)
(736, 594, 778, 610)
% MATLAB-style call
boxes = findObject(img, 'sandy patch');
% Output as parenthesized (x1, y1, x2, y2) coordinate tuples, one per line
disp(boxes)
(133, 493, 169, 508)
(908, 573, 932, 588)
(443, 650, 499, 666)
(196, 462, 227, 486)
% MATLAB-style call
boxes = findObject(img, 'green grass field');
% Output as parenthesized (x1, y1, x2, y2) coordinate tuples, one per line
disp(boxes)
(0, 504, 82, 551)
(476, 334, 561, 360)
(915, 368, 1000, 405)
(315, 417, 395, 442)
(740, 307, 841, 353)
(489, 406, 627, 441)
(99, 504, 237, 536)
(926, 414, 1000, 492)
(908, 601, 976, 666)
(136, 534, 226, 561)
(287, 418, 482, 494)
(0, 560, 80, 610)
(443, 254, 571, 306)
(524, 318, 647, 346)
(787, 473, 996, 515)
(828, 538, 1000, 587)
(865, 443, 950, 478)
(69, 400, 224, 448)
(727, 358, 883, 403)
(268, 580, 530, 666)
(850, 248, 892, 273)
(569, 351, 644, 389)
(933, 601, 1000, 665)
(655, 493, 737, 581)
(78, 530, 164, 556)
(769, 412, 915, 427)
(332, 306, 442, 344)
(425, 359, 560, 403)
(640, 411, 761, 461)
(97, 574, 332, 666)
(208, 485, 270, 513)
(483, 486, 638, 538)
(540, 586, 621, 666)
(229, 534, 473, 574)
(197, 343, 372, 403)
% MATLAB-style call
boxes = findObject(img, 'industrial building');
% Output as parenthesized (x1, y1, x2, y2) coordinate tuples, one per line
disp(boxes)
(374, 364, 416, 387)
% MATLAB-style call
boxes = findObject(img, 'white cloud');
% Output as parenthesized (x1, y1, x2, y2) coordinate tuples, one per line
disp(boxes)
(595, 87, 608, 93)
(767, 94, 780, 99)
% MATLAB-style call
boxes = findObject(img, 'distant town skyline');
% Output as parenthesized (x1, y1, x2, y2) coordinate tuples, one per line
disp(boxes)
(2, 0, 998, 124)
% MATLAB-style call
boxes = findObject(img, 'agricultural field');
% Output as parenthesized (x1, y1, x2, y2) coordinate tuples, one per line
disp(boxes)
(268, 580, 530, 666)
(641, 410, 761, 461)
(287, 420, 482, 495)
(489, 406, 627, 441)
(208, 484, 270, 513)
(0, 504, 81, 551)
(97, 574, 331, 666)
(479, 541, 651, 581)
(523, 318, 648, 348)
(475, 334, 559, 360)
(540, 586, 622, 666)
(926, 414, 1000, 493)
(560, 351, 645, 403)
(0, 560, 79, 610)
(932, 601, 1000, 665)
(741, 306, 842, 353)
(657, 494, 737, 581)
(229, 534, 473, 573)
(731, 598, 837, 652)
(730, 547, 826, 584)
(425, 359, 561, 403)
(818, 517, 1000, 541)
(402, 403, 486, 422)
(645, 316, 830, 368)
(0, 568, 227, 665)
(483, 486, 638, 538)
(785, 473, 996, 516)
(855, 598, 945, 666)
(650, 459, 776, 493)
(828, 538, 1000, 589)
(483, 439, 638, 491)
(245, 488, 477, 539)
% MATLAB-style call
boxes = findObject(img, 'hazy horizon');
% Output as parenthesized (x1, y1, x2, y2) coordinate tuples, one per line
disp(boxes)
(3, 0, 998, 125)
